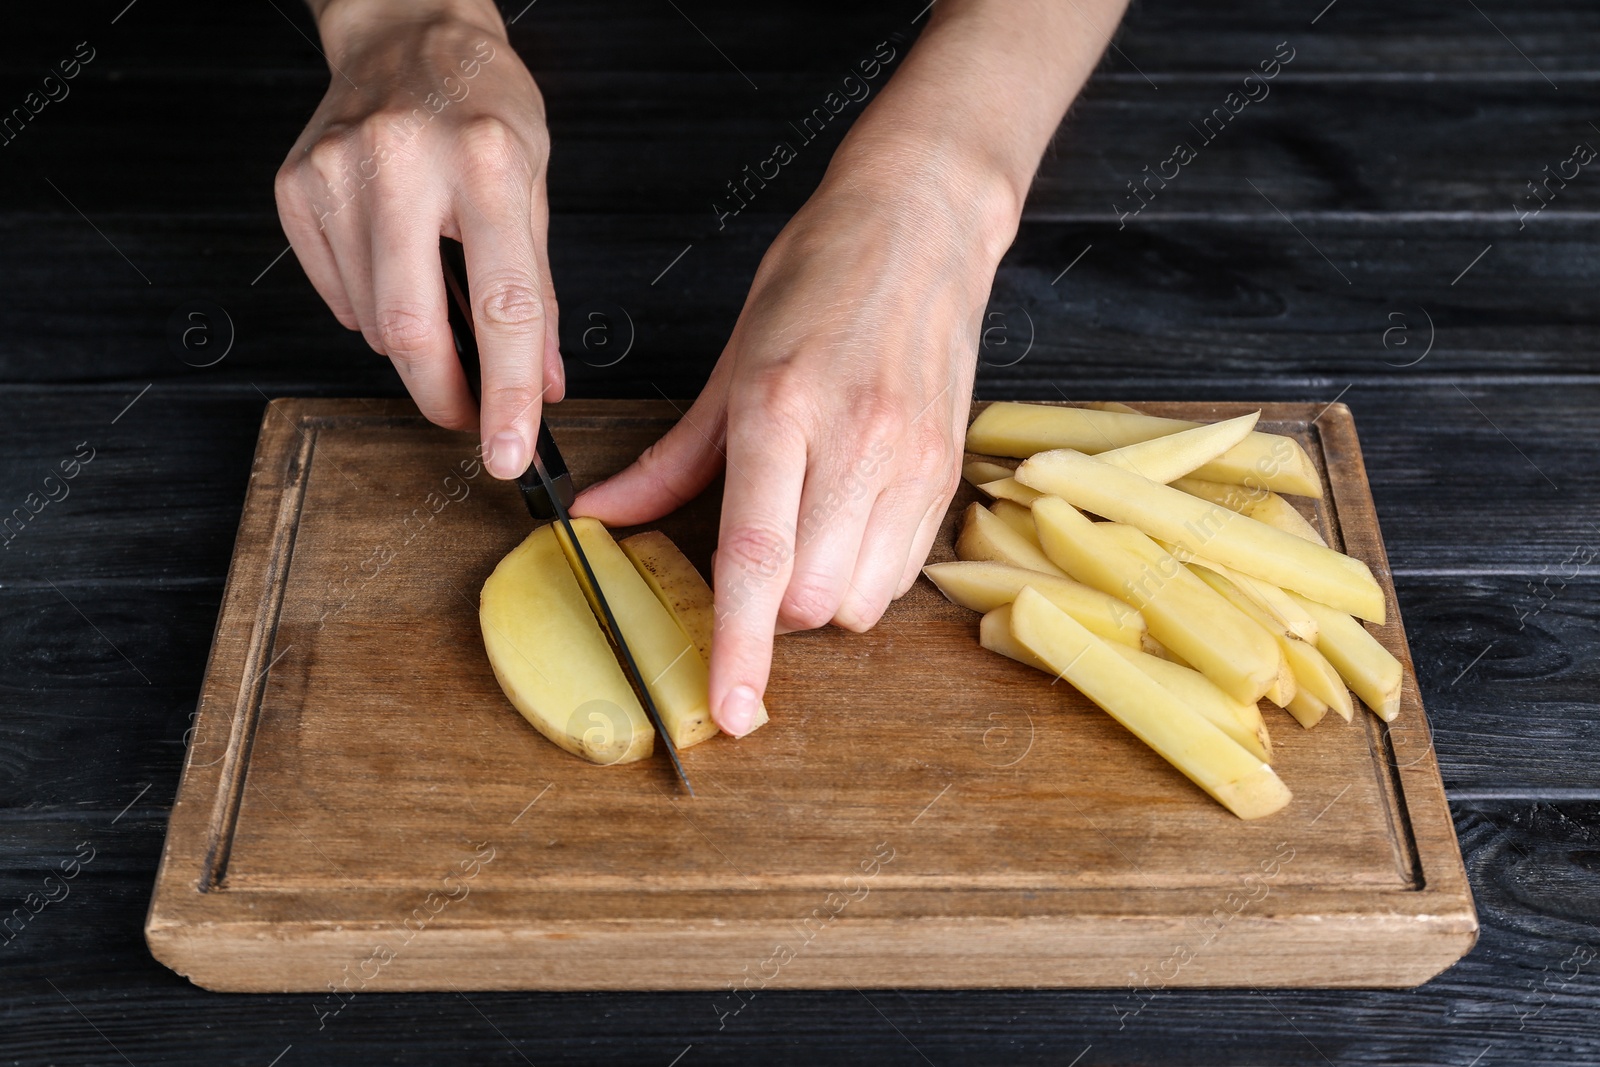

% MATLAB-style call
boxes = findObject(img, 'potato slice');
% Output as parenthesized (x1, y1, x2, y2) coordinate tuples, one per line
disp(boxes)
(923, 561, 1145, 647)
(1031, 497, 1280, 705)
(963, 459, 1015, 487)
(620, 530, 768, 732)
(1171, 476, 1327, 545)
(967, 402, 1322, 497)
(1008, 588, 1292, 820)
(1093, 412, 1260, 485)
(976, 477, 1044, 506)
(955, 501, 1067, 577)
(989, 499, 1041, 546)
(1188, 564, 1354, 722)
(1017, 449, 1385, 622)
(567, 518, 719, 749)
(481, 525, 654, 765)
(1283, 687, 1329, 729)
(1287, 591, 1404, 722)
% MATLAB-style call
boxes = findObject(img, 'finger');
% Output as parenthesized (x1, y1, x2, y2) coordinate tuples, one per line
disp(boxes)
(276, 169, 359, 330)
(777, 455, 883, 634)
(369, 194, 476, 432)
(532, 176, 567, 405)
(455, 138, 547, 479)
(835, 486, 929, 631)
(896, 493, 950, 598)
(708, 413, 808, 737)
(570, 390, 727, 527)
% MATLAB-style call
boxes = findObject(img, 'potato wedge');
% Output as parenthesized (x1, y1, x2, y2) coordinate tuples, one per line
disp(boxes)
(1031, 497, 1280, 704)
(1105, 640, 1272, 762)
(1008, 588, 1292, 820)
(1094, 411, 1260, 485)
(989, 499, 1041, 546)
(1283, 687, 1329, 729)
(1171, 476, 1327, 545)
(955, 501, 1066, 577)
(967, 402, 1322, 497)
(568, 518, 719, 749)
(923, 561, 1146, 647)
(620, 530, 768, 732)
(1017, 449, 1385, 622)
(1287, 591, 1404, 722)
(963, 459, 1015, 487)
(1156, 542, 1319, 643)
(481, 525, 654, 765)
(976, 477, 1044, 506)
(1187, 564, 1354, 722)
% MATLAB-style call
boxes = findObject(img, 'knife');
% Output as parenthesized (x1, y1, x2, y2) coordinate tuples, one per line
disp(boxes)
(441, 238, 693, 794)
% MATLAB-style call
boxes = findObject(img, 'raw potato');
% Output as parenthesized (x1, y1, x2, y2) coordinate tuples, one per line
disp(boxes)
(955, 501, 1067, 578)
(1189, 564, 1355, 723)
(1171, 476, 1328, 546)
(620, 531, 768, 732)
(989, 499, 1041, 546)
(963, 459, 1015, 487)
(967, 402, 1323, 498)
(567, 518, 720, 749)
(1008, 588, 1293, 820)
(923, 561, 1146, 647)
(481, 525, 655, 765)
(1156, 540, 1318, 643)
(1093, 412, 1260, 485)
(1106, 640, 1272, 762)
(1016, 449, 1386, 623)
(1288, 592, 1404, 722)
(1031, 497, 1281, 705)
(1284, 687, 1329, 729)
(977, 477, 1044, 506)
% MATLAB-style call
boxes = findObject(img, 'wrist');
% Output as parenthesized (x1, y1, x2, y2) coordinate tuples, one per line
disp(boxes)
(312, 0, 507, 53)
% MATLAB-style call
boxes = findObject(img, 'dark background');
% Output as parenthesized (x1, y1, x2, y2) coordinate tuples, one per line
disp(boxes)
(2, 0, 1598, 1063)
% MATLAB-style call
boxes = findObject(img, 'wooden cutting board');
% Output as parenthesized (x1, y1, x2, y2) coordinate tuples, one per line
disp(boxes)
(145, 398, 1476, 994)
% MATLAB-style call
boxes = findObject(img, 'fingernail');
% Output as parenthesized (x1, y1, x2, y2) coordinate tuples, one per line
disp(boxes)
(719, 684, 759, 737)
(487, 432, 526, 479)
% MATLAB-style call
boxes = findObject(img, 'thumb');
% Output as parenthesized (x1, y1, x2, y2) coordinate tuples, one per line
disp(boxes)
(570, 400, 726, 526)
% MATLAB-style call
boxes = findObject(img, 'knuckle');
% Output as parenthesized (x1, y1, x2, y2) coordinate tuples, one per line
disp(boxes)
(304, 126, 357, 176)
(719, 523, 793, 580)
(836, 591, 888, 633)
(780, 574, 840, 631)
(853, 392, 907, 453)
(477, 278, 543, 328)
(374, 304, 439, 359)
(456, 116, 533, 186)
(482, 384, 543, 420)
(906, 417, 957, 487)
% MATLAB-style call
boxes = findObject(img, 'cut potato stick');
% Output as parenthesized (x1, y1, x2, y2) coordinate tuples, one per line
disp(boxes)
(1085, 401, 1144, 414)
(1008, 587, 1292, 820)
(1188, 564, 1354, 722)
(1171, 476, 1327, 546)
(1287, 592, 1403, 722)
(1157, 542, 1318, 643)
(955, 501, 1067, 577)
(981, 604, 1270, 764)
(1032, 498, 1280, 704)
(989, 499, 1041, 546)
(963, 459, 1015, 487)
(621, 531, 768, 732)
(977, 476, 1045, 506)
(1017, 449, 1385, 622)
(1094, 412, 1260, 485)
(1283, 687, 1329, 729)
(967, 402, 1322, 497)
(924, 561, 1146, 647)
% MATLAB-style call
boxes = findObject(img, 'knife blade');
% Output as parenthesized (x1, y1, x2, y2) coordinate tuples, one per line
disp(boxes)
(440, 238, 693, 794)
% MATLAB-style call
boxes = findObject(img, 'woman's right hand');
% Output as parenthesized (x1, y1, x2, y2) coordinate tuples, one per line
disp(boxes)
(276, 0, 564, 479)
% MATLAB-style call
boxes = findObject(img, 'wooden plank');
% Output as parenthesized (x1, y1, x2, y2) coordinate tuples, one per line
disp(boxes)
(1, 801, 1593, 1064)
(139, 398, 1473, 991)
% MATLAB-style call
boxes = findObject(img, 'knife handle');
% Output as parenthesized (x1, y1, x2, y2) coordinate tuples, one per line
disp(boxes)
(440, 237, 574, 520)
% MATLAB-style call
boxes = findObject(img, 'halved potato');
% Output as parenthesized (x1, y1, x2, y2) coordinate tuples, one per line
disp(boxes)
(1008, 588, 1292, 820)
(967, 402, 1322, 497)
(923, 560, 1146, 647)
(1016, 449, 1385, 622)
(620, 530, 768, 732)
(481, 525, 654, 765)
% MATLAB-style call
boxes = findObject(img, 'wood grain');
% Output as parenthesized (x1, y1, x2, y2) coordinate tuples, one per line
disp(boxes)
(140, 399, 1475, 991)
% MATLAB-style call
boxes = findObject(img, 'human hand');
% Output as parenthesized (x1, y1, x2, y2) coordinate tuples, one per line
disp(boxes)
(572, 154, 1017, 737)
(275, 0, 562, 478)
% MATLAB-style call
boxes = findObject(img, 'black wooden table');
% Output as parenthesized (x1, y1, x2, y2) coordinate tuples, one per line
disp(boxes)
(3, 1, 1597, 1063)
